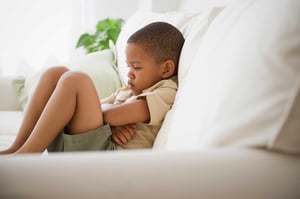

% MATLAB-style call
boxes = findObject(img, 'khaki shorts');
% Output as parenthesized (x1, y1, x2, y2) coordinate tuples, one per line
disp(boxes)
(47, 124, 115, 152)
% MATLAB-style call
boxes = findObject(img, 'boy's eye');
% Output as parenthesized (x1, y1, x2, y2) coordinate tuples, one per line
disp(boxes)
(127, 65, 141, 70)
(126, 64, 142, 71)
(133, 66, 142, 70)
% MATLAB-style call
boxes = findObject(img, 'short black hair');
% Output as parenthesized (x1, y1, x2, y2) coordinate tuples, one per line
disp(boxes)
(127, 22, 184, 75)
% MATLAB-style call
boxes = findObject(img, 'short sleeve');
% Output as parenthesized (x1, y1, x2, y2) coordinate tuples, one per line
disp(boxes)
(139, 79, 178, 126)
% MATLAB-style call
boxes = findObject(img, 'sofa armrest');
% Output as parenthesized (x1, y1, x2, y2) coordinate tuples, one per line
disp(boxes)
(0, 148, 299, 199)
(0, 76, 22, 111)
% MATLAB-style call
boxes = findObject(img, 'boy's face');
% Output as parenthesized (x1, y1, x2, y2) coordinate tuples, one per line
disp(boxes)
(125, 43, 164, 95)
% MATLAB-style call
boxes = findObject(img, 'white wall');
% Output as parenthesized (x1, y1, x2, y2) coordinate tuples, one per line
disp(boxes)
(84, 0, 140, 32)
(152, 0, 181, 12)
(71, 0, 183, 34)
(177, 0, 240, 12)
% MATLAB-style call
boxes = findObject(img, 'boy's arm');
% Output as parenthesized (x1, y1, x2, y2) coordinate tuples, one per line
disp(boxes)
(102, 98, 150, 126)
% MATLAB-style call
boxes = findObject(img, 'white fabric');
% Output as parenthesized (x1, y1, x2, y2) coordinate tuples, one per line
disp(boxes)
(155, 0, 300, 154)
(177, 6, 224, 82)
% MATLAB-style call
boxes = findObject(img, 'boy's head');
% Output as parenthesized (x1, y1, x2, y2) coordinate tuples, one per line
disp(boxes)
(125, 22, 184, 95)
(127, 22, 184, 75)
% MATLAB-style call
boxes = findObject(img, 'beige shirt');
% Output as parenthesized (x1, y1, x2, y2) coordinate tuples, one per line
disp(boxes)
(101, 76, 178, 149)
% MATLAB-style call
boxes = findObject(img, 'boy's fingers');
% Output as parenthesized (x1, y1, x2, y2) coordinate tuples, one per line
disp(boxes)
(116, 132, 127, 144)
(112, 134, 123, 145)
(112, 124, 136, 145)
(129, 123, 136, 129)
(124, 126, 135, 138)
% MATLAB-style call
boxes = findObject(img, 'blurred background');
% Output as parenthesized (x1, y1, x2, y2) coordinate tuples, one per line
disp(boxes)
(0, 0, 183, 76)
(0, 0, 231, 76)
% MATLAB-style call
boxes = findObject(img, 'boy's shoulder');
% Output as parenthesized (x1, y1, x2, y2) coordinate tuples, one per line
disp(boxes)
(144, 76, 178, 93)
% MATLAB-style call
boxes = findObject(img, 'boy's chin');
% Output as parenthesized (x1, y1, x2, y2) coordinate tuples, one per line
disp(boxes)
(129, 88, 141, 96)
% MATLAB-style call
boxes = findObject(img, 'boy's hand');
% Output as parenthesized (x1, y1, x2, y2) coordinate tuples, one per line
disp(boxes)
(111, 124, 136, 145)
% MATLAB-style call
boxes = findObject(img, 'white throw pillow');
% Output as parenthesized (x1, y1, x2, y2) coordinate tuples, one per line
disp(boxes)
(155, 0, 300, 154)
(178, 6, 224, 83)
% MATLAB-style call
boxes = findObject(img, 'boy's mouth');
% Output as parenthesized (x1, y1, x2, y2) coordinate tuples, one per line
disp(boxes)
(127, 80, 134, 88)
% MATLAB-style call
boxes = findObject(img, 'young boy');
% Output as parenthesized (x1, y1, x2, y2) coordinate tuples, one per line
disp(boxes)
(0, 22, 184, 154)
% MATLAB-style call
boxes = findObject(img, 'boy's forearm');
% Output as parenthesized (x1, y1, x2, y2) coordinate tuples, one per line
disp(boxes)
(102, 99, 150, 126)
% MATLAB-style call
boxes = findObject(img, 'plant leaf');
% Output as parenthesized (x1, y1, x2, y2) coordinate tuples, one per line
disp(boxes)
(76, 33, 91, 48)
(76, 18, 124, 53)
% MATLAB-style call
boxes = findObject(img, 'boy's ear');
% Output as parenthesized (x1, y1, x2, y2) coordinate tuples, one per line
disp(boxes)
(161, 60, 175, 78)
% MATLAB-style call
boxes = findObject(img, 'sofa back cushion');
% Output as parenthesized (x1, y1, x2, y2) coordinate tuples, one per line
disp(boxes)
(153, 0, 300, 154)
(0, 77, 22, 111)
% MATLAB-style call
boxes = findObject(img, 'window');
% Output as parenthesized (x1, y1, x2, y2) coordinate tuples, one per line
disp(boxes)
(0, 0, 82, 76)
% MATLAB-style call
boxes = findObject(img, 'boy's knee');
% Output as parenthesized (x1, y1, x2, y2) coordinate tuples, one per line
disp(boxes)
(59, 71, 91, 86)
(39, 66, 69, 86)
(45, 66, 69, 75)
(42, 66, 69, 80)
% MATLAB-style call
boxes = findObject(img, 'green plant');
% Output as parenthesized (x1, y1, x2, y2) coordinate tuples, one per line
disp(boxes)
(76, 18, 124, 53)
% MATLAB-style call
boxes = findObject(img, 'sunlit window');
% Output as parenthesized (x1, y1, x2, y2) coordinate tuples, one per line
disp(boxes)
(0, 0, 83, 76)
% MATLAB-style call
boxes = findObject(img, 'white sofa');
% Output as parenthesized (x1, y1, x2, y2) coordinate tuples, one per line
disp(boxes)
(1, 0, 300, 198)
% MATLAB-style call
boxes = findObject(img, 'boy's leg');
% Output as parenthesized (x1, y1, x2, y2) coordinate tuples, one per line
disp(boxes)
(16, 71, 103, 153)
(0, 66, 69, 154)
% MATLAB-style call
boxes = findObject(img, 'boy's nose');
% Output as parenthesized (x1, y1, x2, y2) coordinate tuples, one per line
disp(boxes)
(127, 70, 134, 79)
